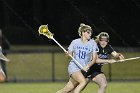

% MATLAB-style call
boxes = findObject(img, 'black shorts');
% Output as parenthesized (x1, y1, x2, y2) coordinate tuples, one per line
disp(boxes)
(81, 69, 103, 79)
(90, 71, 103, 79)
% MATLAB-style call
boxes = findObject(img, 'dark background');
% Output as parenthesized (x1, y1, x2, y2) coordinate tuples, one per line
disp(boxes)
(0, 0, 140, 47)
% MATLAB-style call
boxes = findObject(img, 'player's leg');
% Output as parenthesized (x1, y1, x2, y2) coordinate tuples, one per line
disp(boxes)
(92, 73, 107, 93)
(69, 78, 90, 93)
(56, 77, 79, 93)
(0, 68, 6, 82)
(72, 71, 87, 93)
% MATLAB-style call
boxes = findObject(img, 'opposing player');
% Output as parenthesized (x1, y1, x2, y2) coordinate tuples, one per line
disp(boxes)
(84, 32, 124, 93)
(56, 23, 99, 93)
(57, 32, 124, 93)
(0, 46, 9, 83)
(0, 68, 6, 82)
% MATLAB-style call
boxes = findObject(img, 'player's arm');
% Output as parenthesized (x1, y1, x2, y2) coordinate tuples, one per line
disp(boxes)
(88, 52, 97, 67)
(66, 40, 74, 58)
(82, 52, 97, 71)
(0, 46, 10, 62)
(96, 51, 124, 64)
(111, 51, 124, 60)
(96, 57, 116, 64)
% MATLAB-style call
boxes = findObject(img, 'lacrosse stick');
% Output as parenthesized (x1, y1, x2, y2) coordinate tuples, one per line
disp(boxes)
(38, 25, 83, 69)
(115, 56, 140, 62)
(104, 56, 140, 64)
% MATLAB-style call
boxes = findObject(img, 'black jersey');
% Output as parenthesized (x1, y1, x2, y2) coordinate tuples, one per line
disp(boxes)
(90, 43, 114, 72)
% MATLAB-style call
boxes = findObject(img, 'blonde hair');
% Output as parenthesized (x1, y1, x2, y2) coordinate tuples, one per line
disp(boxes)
(95, 32, 109, 43)
(78, 23, 92, 36)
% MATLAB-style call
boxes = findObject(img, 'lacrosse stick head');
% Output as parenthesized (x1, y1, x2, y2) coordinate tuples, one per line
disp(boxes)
(38, 25, 53, 39)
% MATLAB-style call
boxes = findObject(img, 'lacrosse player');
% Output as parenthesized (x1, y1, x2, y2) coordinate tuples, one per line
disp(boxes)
(83, 32, 124, 93)
(0, 68, 6, 82)
(57, 32, 124, 93)
(0, 46, 9, 82)
(56, 23, 99, 93)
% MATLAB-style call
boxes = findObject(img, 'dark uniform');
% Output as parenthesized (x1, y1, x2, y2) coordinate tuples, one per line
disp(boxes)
(83, 43, 114, 78)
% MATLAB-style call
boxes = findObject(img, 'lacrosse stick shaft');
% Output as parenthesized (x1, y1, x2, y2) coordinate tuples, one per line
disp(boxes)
(116, 56, 140, 62)
(52, 37, 83, 69)
(103, 56, 140, 65)
(52, 38, 67, 53)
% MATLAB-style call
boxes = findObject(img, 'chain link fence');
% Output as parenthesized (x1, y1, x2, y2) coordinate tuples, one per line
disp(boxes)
(3, 46, 140, 82)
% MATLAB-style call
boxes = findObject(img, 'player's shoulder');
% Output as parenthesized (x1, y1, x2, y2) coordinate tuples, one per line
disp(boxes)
(89, 39, 97, 44)
(106, 44, 114, 50)
(72, 38, 81, 42)
(107, 44, 112, 48)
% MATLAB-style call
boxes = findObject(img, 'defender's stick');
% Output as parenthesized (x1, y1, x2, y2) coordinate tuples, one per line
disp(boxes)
(116, 56, 140, 62)
(38, 25, 83, 69)
(103, 56, 140, 64)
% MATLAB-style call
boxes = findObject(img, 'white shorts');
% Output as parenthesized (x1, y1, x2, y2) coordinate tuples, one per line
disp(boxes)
(68, 62, 81, 76)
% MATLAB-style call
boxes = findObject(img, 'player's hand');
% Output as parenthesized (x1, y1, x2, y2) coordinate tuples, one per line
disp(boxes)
(65, 51, 71, 57)
(82, 65, 90, 72)
(3, 58, 10, 62)
(0, 54, 10, 62)
(118, 53, 124, 60)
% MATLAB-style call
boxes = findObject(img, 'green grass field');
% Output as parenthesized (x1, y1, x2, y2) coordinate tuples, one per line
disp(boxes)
(0, 82, 140, 93)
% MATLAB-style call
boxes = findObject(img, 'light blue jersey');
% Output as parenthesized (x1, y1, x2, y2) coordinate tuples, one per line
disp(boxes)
(68, 38, 99, 75)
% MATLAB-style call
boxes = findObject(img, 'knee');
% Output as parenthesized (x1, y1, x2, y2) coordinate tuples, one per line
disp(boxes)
(79, 80, 87, 86)
(62, 86, 75, 93)
(100, 82, 107, 89)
